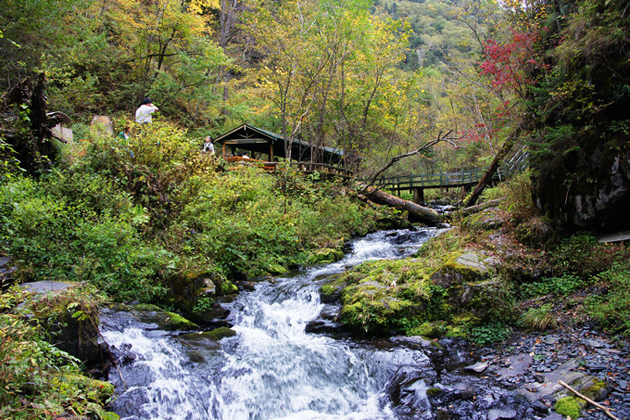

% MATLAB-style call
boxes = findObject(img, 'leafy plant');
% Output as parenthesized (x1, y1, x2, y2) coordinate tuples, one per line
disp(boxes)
(587, 264, 630, 338)
(470, 322, 512, 345)
(521, 304, 558, 331)
(0, 287, 116, 419)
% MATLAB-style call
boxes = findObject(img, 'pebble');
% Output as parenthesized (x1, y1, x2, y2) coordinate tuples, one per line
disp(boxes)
(461, 327, 630, 420)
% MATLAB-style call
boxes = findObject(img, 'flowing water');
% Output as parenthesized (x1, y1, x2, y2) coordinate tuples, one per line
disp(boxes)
(102, 228, 445, 420)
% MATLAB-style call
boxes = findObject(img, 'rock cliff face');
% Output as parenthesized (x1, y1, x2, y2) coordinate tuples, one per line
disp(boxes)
(525, 1, 630, 234)
(533, 143, 630, 233)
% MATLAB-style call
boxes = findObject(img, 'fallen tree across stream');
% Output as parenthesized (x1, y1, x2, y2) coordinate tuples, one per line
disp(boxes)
(359, 184, 442, 225)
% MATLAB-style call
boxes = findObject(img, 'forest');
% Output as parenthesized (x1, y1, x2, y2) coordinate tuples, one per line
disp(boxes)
(1, 0, 629, 419)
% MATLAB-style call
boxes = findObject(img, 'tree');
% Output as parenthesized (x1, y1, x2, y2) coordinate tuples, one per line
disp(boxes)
(244, 0, 412, 171)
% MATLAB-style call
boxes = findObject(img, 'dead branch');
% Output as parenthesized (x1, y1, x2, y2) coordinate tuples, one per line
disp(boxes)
(362, 130, 461, 193)
(558, 380, 619, 420)
(457, 198, 505, 217)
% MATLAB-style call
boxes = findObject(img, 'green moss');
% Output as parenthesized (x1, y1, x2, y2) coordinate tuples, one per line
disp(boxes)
(445, 325, 467, 338)
(408, 321, 448, 338)
(307, 248, 345, 264)
(163, 311, 199, 330)
(133, 305, 199, 330)
(579, 378, 608, 401)
(133, 303, 162, 312)
(426, 387, 443, 397)
(452, 312, 480, 325)
(266, 262, 287, 274)
(554, 396, 584, 419)
(180, 327, 236, 342)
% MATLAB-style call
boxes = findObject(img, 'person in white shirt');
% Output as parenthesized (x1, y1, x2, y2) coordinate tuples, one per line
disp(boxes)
(203, 136, 215, 154)
(135, 98, 159, 123)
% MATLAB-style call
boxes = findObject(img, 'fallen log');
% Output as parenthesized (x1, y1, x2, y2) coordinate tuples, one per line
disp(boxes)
(361, 185, 441, 225)
(457, 198, 505, 217)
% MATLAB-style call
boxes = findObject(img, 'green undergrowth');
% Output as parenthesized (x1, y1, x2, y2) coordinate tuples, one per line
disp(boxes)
(0, 121, 394, 307)
(0, 286, 117, 420)
(476, 174, 630, 339)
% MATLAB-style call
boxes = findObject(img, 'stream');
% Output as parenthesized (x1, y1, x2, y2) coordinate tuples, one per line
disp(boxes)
(100, 228, 529, 420)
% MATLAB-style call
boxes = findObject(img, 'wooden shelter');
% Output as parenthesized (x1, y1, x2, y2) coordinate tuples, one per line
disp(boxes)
(213, 124, 346, 165)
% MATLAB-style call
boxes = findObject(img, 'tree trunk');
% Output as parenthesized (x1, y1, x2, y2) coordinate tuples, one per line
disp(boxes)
(464, 125, 523, 208)
(361, 185, 441, 225)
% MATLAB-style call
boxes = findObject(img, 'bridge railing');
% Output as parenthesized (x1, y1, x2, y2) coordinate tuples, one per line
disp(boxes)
(378, 150, 529, 192)
(377, 168, 485, 191)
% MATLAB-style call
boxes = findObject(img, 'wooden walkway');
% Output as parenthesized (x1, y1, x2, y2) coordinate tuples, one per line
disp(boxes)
(378, 151, 528, 201)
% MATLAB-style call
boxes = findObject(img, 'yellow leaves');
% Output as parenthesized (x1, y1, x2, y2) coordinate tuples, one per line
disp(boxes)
(190, 0, 220, 13)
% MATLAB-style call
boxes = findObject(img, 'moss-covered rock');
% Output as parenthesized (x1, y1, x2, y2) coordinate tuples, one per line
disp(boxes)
(168, 269, 235, 313)
(132, 304, 199, 331)
(463, 208, 506, 231)
(179, 327, 236, 342)
(307, 247, 345, 264)
(52, 373, 115, 403)
(320, 249, 514, 337)
(554, 396, 585, 419)
(319, 278, 346, 303)
(430, 253, 513, 322)
(408, 321, 448, 338)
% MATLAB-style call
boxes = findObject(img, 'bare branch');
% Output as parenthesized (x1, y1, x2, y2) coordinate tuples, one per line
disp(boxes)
(362, 130, 461, 192)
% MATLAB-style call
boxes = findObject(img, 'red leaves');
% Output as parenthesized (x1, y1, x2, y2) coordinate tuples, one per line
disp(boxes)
(479, 29, 542, 93)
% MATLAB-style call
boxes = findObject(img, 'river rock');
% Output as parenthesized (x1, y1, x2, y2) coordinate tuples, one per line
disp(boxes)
(465, 361, 489, 373)
(496, 353, 533, 378)
(487, 407, 517, 420)
(430, 253, 513, 322)
(20, 281, 112, 376)
(132, 304, 199, 331)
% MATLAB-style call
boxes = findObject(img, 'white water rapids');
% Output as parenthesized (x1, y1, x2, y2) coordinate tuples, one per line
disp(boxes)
(102, 229, 442, 420)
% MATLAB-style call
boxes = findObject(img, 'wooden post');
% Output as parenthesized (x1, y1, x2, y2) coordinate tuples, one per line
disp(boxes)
(413, 188, 424, 204)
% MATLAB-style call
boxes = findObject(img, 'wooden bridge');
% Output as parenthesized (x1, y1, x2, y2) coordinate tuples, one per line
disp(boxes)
(378, 151, 528, 203)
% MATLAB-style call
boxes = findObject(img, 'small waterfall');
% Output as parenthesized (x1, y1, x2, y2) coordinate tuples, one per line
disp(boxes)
(102, 228, 442, 420)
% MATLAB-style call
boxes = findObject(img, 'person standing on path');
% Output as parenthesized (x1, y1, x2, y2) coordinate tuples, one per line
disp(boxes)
(135, 98, 159, 123)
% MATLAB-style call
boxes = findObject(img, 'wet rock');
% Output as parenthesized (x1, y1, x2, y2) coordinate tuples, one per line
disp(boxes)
(455, 382, 476, 400)
(487, 407, 517, 420)
(132, 304, 199, 331)
(543, 335, 561, 345)
(582, 338, 606, 350)
(496, 353, 532, 378)
(307, 247, 344, 264)
(391, 379, 432, 418)
(465, 361, 489, 373)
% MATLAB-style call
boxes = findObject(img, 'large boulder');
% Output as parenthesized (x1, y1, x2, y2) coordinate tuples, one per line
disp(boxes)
(321, 251, 513, 336)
